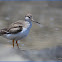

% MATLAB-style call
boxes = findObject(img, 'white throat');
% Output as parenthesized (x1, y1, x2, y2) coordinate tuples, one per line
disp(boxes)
(25, 17, 30, 21)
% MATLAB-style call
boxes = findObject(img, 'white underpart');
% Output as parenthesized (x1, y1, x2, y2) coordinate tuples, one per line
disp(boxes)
(3, 27, 29, 40)
(21, 28, 27, 33)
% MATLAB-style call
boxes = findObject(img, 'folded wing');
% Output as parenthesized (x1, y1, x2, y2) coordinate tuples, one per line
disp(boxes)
(0, 20, 24, 35)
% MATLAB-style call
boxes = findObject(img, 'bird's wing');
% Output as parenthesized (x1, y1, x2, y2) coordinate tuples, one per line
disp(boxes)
(8, 20, 25, 34)
(8, 26, 22, 34)
(0, 20, 25, 35)
(9, 20, 24, 28)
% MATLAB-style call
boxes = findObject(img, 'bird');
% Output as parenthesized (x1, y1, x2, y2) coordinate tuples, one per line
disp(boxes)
(0, 13, 40, 48)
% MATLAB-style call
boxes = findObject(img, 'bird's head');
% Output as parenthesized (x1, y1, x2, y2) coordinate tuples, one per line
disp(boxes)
(25, 13, 40, 24)
(25, 13, 33, 21)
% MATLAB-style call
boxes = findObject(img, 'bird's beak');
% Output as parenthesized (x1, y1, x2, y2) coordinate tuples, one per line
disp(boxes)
(31, 18, 40, 24)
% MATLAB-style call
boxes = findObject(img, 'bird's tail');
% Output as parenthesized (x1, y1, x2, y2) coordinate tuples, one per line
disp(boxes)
(0, 30, 4, 36)
(0, 28, 7, 36)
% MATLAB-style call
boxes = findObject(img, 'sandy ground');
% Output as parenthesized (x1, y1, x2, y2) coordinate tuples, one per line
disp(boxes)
(0, 1, 62, 61)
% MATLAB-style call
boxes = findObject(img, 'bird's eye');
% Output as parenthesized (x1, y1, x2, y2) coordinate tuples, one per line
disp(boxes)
(25, 16, 31, 18)
(28, 16, 30, 18)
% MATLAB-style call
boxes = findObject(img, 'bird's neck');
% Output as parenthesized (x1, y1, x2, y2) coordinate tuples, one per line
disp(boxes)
(25, 19, 31, 24)
(25, 19, 32, 29)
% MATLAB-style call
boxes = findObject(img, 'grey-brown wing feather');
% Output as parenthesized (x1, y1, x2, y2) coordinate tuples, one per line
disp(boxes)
(0, 26, 22, 35)
(8, 26, 22, 34)
(0, 20, 24, 35)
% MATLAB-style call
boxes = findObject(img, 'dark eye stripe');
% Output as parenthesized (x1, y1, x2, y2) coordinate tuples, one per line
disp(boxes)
(28, 16, 30, 18)
(26, 16, 30, 18)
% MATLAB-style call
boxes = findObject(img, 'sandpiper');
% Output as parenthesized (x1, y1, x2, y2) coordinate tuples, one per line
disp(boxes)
(0, 13, 40, 48)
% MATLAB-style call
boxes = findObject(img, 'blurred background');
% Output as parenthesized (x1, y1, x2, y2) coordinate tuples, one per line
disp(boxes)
(0, 1, 62, 61)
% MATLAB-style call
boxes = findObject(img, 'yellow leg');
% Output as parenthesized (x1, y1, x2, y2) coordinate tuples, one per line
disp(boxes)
(13, 40, 14, 48)
(16, 41, 19, 48)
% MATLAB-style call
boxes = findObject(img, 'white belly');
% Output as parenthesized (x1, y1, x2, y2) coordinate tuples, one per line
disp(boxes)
(3, 28, 30, 40)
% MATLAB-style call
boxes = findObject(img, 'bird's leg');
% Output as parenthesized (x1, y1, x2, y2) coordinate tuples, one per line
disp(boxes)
(12, 40, 14, 48)
(16, 40, 19, 48)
